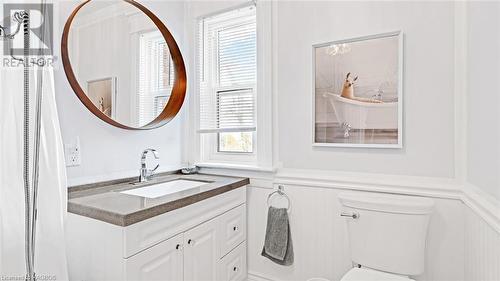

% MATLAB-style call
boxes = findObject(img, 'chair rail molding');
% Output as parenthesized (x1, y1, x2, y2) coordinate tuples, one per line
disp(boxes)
(462, 183, 500, 234)
(200, 167, 500, 231)
(274, 168, 462, 200)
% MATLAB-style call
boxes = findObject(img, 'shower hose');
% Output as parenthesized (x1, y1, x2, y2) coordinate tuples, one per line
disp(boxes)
(22, 4, 46, 280)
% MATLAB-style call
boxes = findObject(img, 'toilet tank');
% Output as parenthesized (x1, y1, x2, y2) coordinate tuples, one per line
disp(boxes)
(338, 192, 434, 276)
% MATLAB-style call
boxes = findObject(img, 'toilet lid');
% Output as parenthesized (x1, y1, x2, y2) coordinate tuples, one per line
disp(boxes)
(340, 268, 414, 281)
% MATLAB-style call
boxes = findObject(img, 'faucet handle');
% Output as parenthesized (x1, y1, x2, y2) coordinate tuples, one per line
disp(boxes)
(141, 148, 159, 160)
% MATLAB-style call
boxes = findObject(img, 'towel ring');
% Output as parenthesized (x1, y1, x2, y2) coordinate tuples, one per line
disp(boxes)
(267, 185, 291, 212)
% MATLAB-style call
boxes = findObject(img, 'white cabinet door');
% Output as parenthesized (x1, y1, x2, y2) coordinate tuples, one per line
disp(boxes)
(217, 242, 247, 281)
(125, 233, 184, 281)
(184, 218, 219, 281)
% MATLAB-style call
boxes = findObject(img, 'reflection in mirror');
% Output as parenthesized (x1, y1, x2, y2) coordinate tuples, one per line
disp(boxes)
(87, 77, 116, 118)
(67, 0, 177, 128)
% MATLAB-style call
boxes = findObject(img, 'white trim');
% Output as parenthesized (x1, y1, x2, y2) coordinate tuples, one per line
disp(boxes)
(312, 142, 401, 149)
(197, 1, 256, 22)
(247, 271, 278, 281)
(312, 31, 402, 49)
(197, 162, 276, 173)
(200, 164, 500, 236)
(201, 165, 500, 233)
(194, 1, 274, 168)
(275, 168, 461, 200)
(462, 183, 500, 234)
(198, 127, 257, 134)
(454, 1, 468, 182)
(255, 0, 274, 169)
(311, 31, 404, 149)
(270, 0, 280, 169)
(200, 166, 461, 199)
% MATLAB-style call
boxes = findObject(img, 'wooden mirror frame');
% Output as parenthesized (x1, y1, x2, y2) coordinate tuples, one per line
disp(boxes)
(61, 0, 187, 130)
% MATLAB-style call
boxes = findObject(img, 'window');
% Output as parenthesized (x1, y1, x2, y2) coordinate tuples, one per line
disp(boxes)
(198, 5, 257, 155)
(137, 30, 174, 127)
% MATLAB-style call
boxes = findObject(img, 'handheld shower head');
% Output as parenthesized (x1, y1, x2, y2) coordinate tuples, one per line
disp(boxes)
(0, 11, 28, 41)
(13, 11, 27, 23)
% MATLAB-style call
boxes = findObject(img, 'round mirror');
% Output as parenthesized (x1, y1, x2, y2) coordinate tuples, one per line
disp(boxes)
(61, 0, 186, 129)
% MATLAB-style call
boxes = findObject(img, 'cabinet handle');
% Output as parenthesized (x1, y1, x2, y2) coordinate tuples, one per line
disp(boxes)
(187, 239, 193, 245)
(233, 266, 238, 272)
(233, 226, 238, 231)
(176, 244, 181, 250)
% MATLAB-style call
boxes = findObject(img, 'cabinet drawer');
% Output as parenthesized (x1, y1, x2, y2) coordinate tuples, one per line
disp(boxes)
(217, 242, 247, 281)
(218, 204, 246, 257)
(125, 233, 184, 281)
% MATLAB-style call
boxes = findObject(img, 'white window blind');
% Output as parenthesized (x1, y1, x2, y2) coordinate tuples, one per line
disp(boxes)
(198, 5, 257, 133)
(137, 31, 174, 127)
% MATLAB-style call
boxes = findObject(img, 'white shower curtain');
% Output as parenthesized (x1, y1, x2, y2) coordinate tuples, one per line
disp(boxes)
(0, 61, 69, 280)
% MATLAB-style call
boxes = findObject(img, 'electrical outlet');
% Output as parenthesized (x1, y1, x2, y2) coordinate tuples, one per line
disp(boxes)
(65, 137, 81, 167)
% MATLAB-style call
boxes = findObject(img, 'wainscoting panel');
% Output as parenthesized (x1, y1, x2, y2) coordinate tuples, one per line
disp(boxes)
(200, 167, 498, 281)
(465, 207, 500, 281)
(247, 183, 465, 281)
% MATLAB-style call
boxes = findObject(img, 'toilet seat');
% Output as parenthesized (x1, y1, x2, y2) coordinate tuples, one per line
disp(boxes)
(340, 268, 415, 281)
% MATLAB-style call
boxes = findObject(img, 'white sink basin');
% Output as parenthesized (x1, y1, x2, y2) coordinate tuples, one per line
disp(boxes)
(120, 179, 208, 199)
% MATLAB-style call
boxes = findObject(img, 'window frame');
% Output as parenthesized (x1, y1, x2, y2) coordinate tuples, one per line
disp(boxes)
(193, 1, 273, 169)
(136, 30, 175, 126)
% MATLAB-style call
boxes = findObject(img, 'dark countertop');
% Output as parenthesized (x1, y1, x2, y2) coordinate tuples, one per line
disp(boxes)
(68, 173, 250, 227)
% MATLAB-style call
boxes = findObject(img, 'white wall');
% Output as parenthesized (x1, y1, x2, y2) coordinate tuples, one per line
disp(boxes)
(462, 4, 500, 280)
(466, 1, 500, 200)
(56, 1, 188, 185)
(276, 1, 456, 178)
(185, 1, 467, 280)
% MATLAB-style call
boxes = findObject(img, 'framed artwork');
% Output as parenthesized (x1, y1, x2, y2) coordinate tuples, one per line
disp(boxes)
(313, 31, 403, 148)
(87, 77, 117, 119)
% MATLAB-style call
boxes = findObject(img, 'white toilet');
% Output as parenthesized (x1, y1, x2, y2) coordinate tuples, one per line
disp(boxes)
(338, 192, 435, 281)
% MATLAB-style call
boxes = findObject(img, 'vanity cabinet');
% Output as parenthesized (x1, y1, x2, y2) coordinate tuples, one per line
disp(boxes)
(67, 187, 247, 281)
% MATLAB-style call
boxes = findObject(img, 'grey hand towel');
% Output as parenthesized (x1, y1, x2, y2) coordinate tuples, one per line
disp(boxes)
(261, 206, 294, 266)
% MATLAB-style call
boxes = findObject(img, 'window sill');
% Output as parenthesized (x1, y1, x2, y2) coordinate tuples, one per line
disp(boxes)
(195, 162, 276, 173)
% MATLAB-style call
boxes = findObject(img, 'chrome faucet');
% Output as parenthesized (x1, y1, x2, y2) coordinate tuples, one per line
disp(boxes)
(371, 89, 384, 101)
(139, 148, 159, 182)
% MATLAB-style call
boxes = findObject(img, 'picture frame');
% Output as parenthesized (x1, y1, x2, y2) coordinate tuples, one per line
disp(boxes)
(312, 31, 404, 148)
(87, 77, 117, 119)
